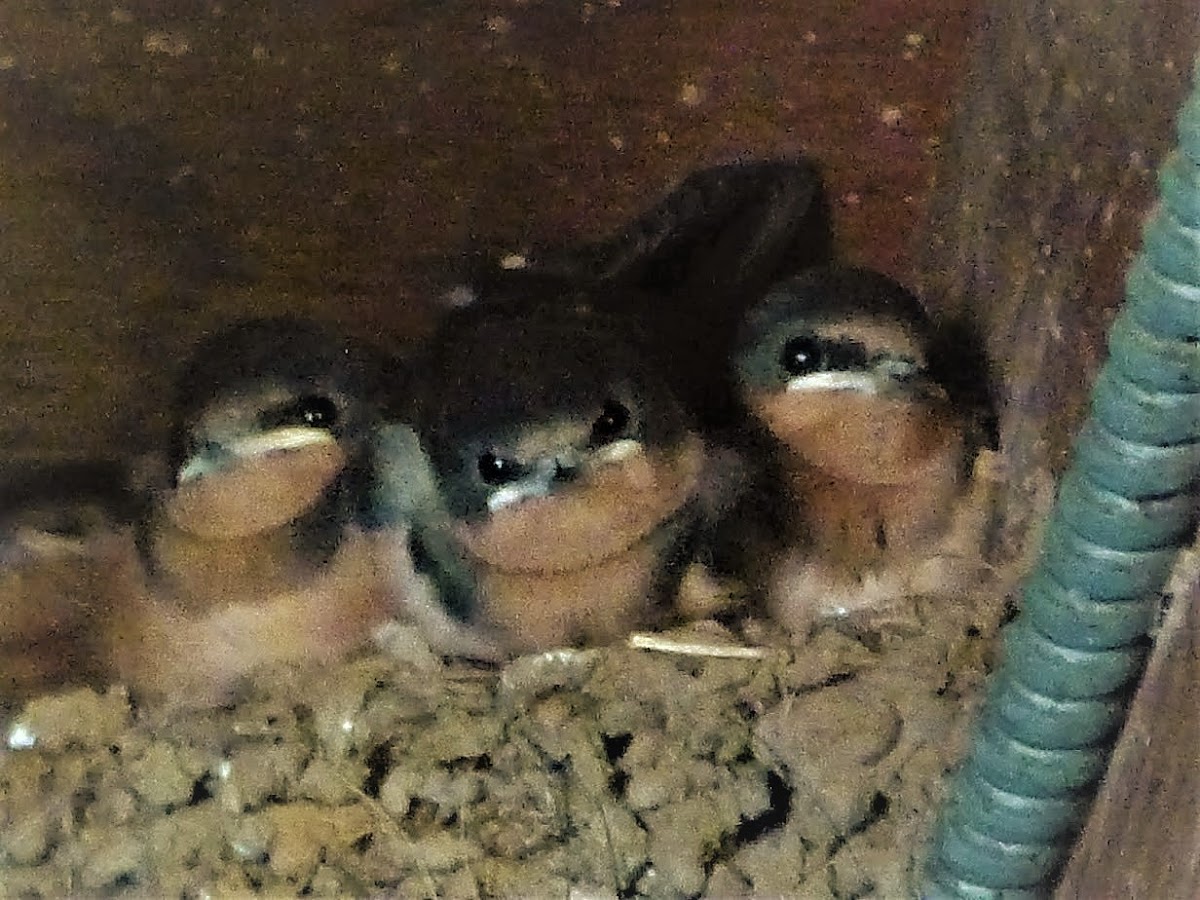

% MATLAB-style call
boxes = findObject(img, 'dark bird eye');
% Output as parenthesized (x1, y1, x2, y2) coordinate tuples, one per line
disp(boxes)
(478, 452, 524, 486)
(266, 395, 340, 431)
(780, 335, 869, 376)
(590, 400, 631, 445)
(780, 335, 824, 376)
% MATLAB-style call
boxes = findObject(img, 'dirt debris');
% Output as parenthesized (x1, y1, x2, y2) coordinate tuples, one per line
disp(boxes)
(0, 586, 1006, 897)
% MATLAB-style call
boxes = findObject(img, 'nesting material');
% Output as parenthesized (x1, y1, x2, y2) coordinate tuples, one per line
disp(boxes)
(0, 576, 1007, 897)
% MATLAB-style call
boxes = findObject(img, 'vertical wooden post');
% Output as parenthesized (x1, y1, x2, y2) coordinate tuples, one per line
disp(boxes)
(917, 4, 1199, 893)
(1055, 552, 1200, 896)
(916, 1, 1198, 560)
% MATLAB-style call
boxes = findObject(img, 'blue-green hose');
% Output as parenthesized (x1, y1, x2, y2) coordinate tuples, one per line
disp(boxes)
(921, 60, 1200, 897)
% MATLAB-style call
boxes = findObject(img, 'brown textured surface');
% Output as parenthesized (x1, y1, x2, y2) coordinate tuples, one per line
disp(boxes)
(917, 0, 1200, 557)
(917, 5, 1198, 894)
(0, 608, 1009, 896)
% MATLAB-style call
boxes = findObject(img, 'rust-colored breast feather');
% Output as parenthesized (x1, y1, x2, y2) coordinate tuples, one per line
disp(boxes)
(94, 442, 394, 710)
(104, 526, 391, 711)
(457, 438, 704, 653)
(757, 390, 966, 561)
(474, 524, 685, 653)
(166, 443, 346, 539)
(747, 388, 977, 634)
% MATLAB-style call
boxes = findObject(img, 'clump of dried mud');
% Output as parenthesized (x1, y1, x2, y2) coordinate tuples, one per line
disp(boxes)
(0, 588, 1007, 899)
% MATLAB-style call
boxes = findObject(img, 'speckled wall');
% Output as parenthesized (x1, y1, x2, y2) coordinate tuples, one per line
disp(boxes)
(0, 0, 975, 465)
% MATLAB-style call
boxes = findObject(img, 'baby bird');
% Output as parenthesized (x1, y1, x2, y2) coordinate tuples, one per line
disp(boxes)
(0, 461, 144, 706)
(103, 317, 399, 710)
(401, 299, 707, 657)
(731, 266, 998, 636)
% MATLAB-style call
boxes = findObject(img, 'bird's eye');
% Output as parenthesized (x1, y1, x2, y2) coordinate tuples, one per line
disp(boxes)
(265, 395, 340, 431)
(780, 335, 869, 376)
(478, 452, 524, 486)
(590, 400, 631, 445)
(780, 334, 824, 376)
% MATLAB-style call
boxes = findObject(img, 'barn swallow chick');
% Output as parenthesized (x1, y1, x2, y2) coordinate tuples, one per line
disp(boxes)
(0, 461, 144, 705)
(732, 266, 998, 637)
(104, 317, 396, 710)
(405, 301, 707, 656)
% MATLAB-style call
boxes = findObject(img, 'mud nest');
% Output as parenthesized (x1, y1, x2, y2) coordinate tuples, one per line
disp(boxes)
(0, 582, 1008, 899)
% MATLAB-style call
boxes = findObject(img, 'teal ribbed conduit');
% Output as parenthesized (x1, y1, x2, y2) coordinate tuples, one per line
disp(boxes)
(921, 59, 1200, 897)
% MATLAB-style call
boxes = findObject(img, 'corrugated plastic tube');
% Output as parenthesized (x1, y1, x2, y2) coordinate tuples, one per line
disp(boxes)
(921, 60, 1200, 897)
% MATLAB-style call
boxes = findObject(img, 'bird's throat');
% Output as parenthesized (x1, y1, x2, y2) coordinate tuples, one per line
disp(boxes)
(781, 443, 965, 573)
(753, 389, 962, 485)
(165, 443, 346, 539)
(455, 436, 705, 574)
